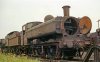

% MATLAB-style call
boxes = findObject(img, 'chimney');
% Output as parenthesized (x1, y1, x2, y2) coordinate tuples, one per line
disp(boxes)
(62, 5, 70, 17)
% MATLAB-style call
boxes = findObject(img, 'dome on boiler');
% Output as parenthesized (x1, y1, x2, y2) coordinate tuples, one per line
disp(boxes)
(44, 15, 54, 22)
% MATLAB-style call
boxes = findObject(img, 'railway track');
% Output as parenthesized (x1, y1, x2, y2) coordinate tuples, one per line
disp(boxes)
(40, 59, 93, 62)
(40, 51, 94, 62)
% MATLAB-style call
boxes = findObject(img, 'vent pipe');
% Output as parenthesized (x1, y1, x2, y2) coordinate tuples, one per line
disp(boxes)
(62, 5, 70, 17)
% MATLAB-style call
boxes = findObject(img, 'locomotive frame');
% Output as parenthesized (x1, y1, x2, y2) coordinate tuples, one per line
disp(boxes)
(1, 5, 100, 62)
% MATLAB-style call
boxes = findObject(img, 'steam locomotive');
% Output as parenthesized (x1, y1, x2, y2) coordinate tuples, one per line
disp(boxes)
(0, 5, 94, 59)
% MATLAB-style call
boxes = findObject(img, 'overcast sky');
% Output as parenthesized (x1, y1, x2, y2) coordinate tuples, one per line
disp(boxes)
(0, 0, 100, 38)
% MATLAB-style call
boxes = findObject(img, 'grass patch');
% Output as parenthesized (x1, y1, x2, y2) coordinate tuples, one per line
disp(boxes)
(0, 53, 40, 62)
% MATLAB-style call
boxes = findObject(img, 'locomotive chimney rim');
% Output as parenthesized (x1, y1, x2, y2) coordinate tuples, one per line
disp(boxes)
(62, 5, 70, 17)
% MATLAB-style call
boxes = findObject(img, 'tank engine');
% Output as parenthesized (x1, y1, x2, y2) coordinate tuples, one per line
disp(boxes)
(3, 5, 92, 59)
(20, 5, 92, 59)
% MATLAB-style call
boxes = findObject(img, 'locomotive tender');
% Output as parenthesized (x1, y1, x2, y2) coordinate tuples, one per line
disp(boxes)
(1, 5, 93, 59)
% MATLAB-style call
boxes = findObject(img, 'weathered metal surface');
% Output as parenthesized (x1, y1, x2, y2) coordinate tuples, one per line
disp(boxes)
(5, 31, 21, 46)
(62, 5, 70, 17)
(25, 22, 42, 30)
(44, 15, 54, 22)
(2, 5, 98, 62)
(5, 36, 21, 46)
(6, 31, 20, 39)
(20, 31, 28, 45)
(25, 17, 62, 39)
(0, 39, 5, 44)
(63, 17, 79, 35)
(0, 39, 5, 49)
(79, 16, 92, 34)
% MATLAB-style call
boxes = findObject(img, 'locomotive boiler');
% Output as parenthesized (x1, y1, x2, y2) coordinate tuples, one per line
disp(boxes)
(3, 5, 92, 59)
(20, 6, 92, 59)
